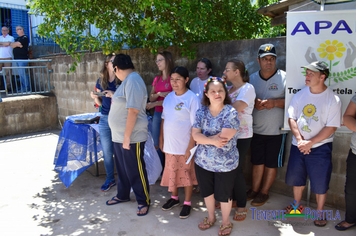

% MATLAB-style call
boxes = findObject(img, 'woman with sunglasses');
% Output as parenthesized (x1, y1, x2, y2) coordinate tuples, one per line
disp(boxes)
(90, 54, 120, 192)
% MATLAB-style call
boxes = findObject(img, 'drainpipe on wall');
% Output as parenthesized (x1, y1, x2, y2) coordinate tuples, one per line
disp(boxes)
(320, 0, 325, 11)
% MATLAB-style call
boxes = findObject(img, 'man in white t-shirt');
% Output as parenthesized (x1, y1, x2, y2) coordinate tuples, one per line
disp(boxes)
(285, 61, 341, 227)
(0, 26, 14, 90)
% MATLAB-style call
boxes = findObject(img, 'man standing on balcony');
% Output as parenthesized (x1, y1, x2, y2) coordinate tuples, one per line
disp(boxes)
(0, 26, 14, 91)
(11, 25, 30, 92)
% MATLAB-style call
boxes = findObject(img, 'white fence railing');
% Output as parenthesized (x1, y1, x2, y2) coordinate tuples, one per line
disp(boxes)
(0, 59, 53, 99)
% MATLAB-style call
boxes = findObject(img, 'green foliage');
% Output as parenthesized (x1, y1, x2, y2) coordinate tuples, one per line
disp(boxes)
(331, 67, 356, 83)
(28, 0, 272, 71)
(256, 24, 286, 38)
(254, 0, 286, 38)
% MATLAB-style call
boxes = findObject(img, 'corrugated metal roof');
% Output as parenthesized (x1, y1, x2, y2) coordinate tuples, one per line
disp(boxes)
(0, 2, 28, 10)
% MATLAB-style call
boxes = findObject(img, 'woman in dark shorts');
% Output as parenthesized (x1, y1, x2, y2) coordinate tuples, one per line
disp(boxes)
(192, 77, 239, 236)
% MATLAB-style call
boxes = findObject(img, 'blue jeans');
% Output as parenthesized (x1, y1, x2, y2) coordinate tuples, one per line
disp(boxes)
(99, 115, 115, 183)
(14, 61, 30, 91)
(152, 110, 164, 167)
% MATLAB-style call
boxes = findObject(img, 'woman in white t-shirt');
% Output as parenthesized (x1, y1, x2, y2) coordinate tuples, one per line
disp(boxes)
(222, 59, 256, 221)
(159, 66, 200, 219)
(190, 58, 213, 102)
(189, 58, 213, 194)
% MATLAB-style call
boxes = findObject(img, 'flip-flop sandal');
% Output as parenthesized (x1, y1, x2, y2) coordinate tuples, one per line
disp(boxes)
(314, 219, 327, 227)
(137, 205, 149, 216)
(106, 196, 130, 206)
(335, 221, 356, 231)
(198, 217, 216, 231)
(233, 209, 247, 221)
(219, 223, 233, 236)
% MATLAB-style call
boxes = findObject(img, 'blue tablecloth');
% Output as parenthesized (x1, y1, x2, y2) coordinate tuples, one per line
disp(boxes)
(54, 113, 103, 187)
(54, 112, 162, 188)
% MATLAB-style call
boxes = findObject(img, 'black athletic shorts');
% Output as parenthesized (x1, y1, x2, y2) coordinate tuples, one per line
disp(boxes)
(250, 133, 286, 168)
(195, 164, 238, 202)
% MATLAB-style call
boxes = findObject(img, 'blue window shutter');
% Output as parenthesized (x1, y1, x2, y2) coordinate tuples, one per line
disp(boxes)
(11, 9, 29, 39)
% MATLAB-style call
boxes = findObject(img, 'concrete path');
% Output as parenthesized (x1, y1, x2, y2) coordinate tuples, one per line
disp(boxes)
(0, 131, 355, 236)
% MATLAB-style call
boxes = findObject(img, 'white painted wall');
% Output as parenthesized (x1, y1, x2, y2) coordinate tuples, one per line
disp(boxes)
(289, 0, 356, 11)
(0, 0, 26, 6)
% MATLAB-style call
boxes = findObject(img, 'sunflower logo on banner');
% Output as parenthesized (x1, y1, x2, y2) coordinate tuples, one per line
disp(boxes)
(316, 40, 356, 85)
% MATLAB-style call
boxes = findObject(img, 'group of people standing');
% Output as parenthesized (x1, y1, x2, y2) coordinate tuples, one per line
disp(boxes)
(0, 25, 30, 92)
(89, 43, 355, 235)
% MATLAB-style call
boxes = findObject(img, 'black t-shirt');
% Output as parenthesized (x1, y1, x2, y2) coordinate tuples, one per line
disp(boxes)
(13, 35, 29, 59)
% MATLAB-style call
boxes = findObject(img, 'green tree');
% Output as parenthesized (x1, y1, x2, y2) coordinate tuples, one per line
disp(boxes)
(254, 0, 286, 38)
(28, 0, 270, 71)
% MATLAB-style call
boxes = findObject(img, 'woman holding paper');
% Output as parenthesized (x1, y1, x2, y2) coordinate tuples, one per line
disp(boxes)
(192, 77, 239, 236)
(159, 66, 200, 219)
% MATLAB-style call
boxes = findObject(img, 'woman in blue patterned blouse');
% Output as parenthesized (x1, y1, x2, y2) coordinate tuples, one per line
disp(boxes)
(192, 77, 239, 236)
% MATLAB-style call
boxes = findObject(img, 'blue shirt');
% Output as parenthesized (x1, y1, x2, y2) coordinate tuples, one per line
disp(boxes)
(193, 105, 239, 172)
(95, 78, 118, 115)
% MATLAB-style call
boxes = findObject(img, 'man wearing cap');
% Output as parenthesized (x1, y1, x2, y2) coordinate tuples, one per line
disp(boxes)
(285, 61, 341, 227)
(0, 26, 14, 90)
(248, 43, 286, 206)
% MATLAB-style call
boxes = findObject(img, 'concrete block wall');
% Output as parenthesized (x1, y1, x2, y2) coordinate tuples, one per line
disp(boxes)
(46, 37, 286, 125)
(0, 94, 58, 137)
(45, 52, 104, 125)
(43, 37, 350, 210)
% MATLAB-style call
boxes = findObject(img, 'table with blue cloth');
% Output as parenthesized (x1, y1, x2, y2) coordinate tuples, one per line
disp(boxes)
(54, 112, 162, 188)
(54, 113, 103, 188)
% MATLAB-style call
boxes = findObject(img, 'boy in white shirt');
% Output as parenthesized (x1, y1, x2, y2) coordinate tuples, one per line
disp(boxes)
(285, 61, 342, 227)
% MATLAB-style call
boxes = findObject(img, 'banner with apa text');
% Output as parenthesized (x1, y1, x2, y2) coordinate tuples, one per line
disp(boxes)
(285, 10, 356, 132)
